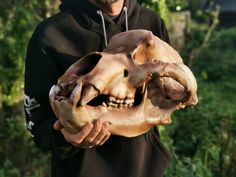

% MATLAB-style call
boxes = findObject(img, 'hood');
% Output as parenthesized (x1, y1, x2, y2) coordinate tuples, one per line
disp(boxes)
(59, 0, 140, 47)
(59, 0, 139, 25)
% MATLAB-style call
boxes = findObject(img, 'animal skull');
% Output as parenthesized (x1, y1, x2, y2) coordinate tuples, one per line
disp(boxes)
(49, 30, 198, 137)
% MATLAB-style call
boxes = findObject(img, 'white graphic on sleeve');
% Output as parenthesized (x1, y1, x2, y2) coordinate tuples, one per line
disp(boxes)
(24, 94, 40, 117)
(27, 121, 35, 137)
(27, 121, 35, 130)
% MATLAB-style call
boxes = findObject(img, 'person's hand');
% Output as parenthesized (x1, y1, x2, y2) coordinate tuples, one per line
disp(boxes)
(54, 119, 111, 148)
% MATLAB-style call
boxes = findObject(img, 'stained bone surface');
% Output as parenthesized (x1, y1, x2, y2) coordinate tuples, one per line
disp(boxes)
(49, 29, 198, 137)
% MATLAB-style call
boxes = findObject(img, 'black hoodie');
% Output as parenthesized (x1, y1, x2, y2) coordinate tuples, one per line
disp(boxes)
(24, 0, 171, 177)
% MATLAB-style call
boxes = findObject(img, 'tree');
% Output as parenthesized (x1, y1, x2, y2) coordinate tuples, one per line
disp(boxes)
(0, 1, 59, 176)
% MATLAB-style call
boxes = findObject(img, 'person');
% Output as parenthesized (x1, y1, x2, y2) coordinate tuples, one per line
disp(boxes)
(24, 0, 171, 177)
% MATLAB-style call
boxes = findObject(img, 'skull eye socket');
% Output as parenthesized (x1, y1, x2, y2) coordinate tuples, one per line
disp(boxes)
(79, 53, 103, 75)
(124, 69, 129, 77)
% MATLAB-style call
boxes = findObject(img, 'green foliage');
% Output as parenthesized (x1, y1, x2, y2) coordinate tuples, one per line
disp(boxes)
(0, 6, 30, 105)
(0, 159, 20, 177)
(166, 0, 189, 11)
(158, 3, 236, 176)
(0, 115, 50, 177)
(138, 0, 170, 25)
(0, 0, 59, 105)
(0, 1, 59, 176)
(194, 28, 236, 82)
(162, 27, 236, 177)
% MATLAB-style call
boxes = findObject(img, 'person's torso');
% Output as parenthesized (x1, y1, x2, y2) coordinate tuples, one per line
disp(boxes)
(35, 3, 171, 177)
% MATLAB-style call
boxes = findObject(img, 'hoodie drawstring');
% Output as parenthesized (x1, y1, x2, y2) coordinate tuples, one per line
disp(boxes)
(97, 10, 108, 47)
(123, 7, 129, 32)
(97, 7, 128, 47)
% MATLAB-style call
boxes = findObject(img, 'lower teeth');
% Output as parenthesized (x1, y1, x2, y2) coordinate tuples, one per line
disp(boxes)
(102, 101, 133, 108)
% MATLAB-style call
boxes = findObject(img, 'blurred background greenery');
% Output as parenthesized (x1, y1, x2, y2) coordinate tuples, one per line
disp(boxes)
(0, 0, 235, 177)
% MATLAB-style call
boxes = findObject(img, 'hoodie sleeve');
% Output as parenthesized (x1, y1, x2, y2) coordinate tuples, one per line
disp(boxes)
(24, 30, 79, 159)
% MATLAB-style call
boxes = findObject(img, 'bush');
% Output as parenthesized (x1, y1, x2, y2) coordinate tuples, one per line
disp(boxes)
(162, 28, 236, 177)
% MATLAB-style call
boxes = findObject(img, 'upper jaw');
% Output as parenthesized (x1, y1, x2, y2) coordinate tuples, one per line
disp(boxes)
(67, 60, 197, 110)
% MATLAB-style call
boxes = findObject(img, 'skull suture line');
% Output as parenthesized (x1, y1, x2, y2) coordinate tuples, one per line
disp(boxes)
(49, 30, 198, 137)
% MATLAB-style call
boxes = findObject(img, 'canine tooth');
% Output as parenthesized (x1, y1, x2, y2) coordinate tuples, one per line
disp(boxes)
(79, 85, 99, 106)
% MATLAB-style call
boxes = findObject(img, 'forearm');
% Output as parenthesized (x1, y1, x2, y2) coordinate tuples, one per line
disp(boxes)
(24, 34, 80, 158)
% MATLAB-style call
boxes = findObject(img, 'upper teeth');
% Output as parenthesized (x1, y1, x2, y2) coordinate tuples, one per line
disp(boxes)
(103, 96, 134, 109)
